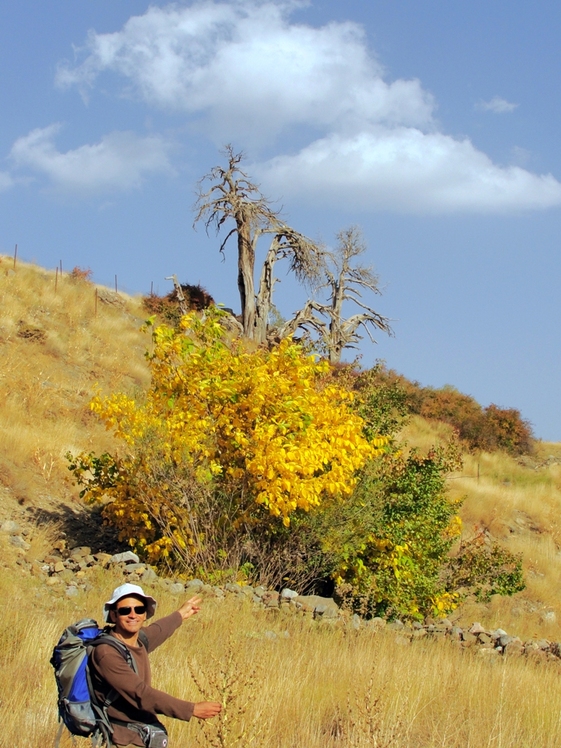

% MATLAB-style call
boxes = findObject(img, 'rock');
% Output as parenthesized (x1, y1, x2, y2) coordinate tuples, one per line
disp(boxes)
(185, 579, 204, 592)
(141, 567, 159, 583)
(478, 633, 492, 646)
(526, 648, 548, 663)
(449, 626, 464, 641)
(263, 631, 278, 640)
(169, 583, 185, 595)
(313, 602, 339, 620)
(65, 586, 79, 598)
(9, 535, 30, 550)
(110, 551, 140, 565)
(412, 629, 427, 639)
(70, 546, 91, 558)
(124, 563, 147, 573)
(351, 614, 361, 630)
(469, 622, 486, 635)
(54, 561, 65, 573)
(281, 588, 298, 600)
(368, 617, 386, 630)
(253, 586, 267, 598)
(491, 628, 508, 640)
(387, 620, 404, 631)
(94, 553, 113, 567)
(262, 591, 280, 608)
(503, 640, 524, 657)
(1, 521, 20, 533)
(225, 583, 242, 594)
(97, 288, 124, 307)
(295, 594, 335, 613)
(542, 611, 557, 624)
(44, 554, 63, 564)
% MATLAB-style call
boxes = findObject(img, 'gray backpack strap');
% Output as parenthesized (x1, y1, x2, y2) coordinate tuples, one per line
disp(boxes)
(138, 630, 149, 651)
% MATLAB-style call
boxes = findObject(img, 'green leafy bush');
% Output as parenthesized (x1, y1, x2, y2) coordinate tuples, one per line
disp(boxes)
(445, 535, 525, 601)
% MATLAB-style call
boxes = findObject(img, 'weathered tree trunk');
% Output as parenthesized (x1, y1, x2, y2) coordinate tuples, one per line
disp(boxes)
(254, 238, 279, 345)
(236, 209, 256, 338)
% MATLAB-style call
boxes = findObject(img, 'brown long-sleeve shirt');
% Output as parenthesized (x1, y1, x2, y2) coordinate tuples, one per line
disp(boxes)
(90, 611, 195, 747)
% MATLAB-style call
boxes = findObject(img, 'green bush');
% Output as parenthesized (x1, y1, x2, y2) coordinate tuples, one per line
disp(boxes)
(310, 443, 464, 620)
(445, 535, 525, 601)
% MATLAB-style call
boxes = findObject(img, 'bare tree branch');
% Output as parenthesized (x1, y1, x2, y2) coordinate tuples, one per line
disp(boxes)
(281, 226, 392, 363)
(194, 145, 324, 343)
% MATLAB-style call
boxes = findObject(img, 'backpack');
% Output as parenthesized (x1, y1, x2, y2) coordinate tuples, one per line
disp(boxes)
(51, 618, 148, 748)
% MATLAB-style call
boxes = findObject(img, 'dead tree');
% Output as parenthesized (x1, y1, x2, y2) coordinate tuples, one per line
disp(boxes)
(279, 227, 392, 363)
(194, 146, 323, 343)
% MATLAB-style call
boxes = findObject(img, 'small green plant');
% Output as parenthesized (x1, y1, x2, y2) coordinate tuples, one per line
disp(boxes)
(445, 533, 525, 601)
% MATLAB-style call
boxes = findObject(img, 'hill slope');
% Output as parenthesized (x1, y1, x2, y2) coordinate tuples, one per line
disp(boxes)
(2, 257, 561, 639)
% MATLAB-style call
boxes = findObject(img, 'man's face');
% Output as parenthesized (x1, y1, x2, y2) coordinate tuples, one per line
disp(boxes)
(110, 594, 147, 636)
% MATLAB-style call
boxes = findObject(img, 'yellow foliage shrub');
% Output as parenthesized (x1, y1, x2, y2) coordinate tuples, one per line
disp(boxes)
(71, 310, 385, 571)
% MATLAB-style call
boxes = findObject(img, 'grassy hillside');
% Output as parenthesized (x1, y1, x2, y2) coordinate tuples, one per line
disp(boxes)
(3, 258, 561, 748)
(0, 256, 149, 527)
(1, 257, 561, 641)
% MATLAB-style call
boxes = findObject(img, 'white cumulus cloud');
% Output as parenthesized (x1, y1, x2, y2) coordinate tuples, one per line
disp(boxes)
(56, 0, 434, 142)
(10, 125, 172, 193)
(55, 0, 561, 213)
(477, 96, 519, 114)
(257, 128, 561, 214)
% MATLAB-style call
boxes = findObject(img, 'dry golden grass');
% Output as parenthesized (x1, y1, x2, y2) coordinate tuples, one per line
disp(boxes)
(0, 256, 150, 518)
(2, 561, 561, 748)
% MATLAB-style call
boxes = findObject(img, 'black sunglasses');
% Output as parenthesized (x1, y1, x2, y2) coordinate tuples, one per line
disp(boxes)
(116, 605, 147, 616)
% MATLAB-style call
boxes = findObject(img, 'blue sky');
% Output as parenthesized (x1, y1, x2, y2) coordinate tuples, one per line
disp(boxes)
(2, 1, 561, 440)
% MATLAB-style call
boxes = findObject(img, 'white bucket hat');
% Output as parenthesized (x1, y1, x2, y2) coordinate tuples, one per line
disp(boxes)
(103, 583, 157, 622)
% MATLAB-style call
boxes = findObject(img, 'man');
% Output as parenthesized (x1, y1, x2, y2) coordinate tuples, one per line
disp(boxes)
(89, 582, 221, 748)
